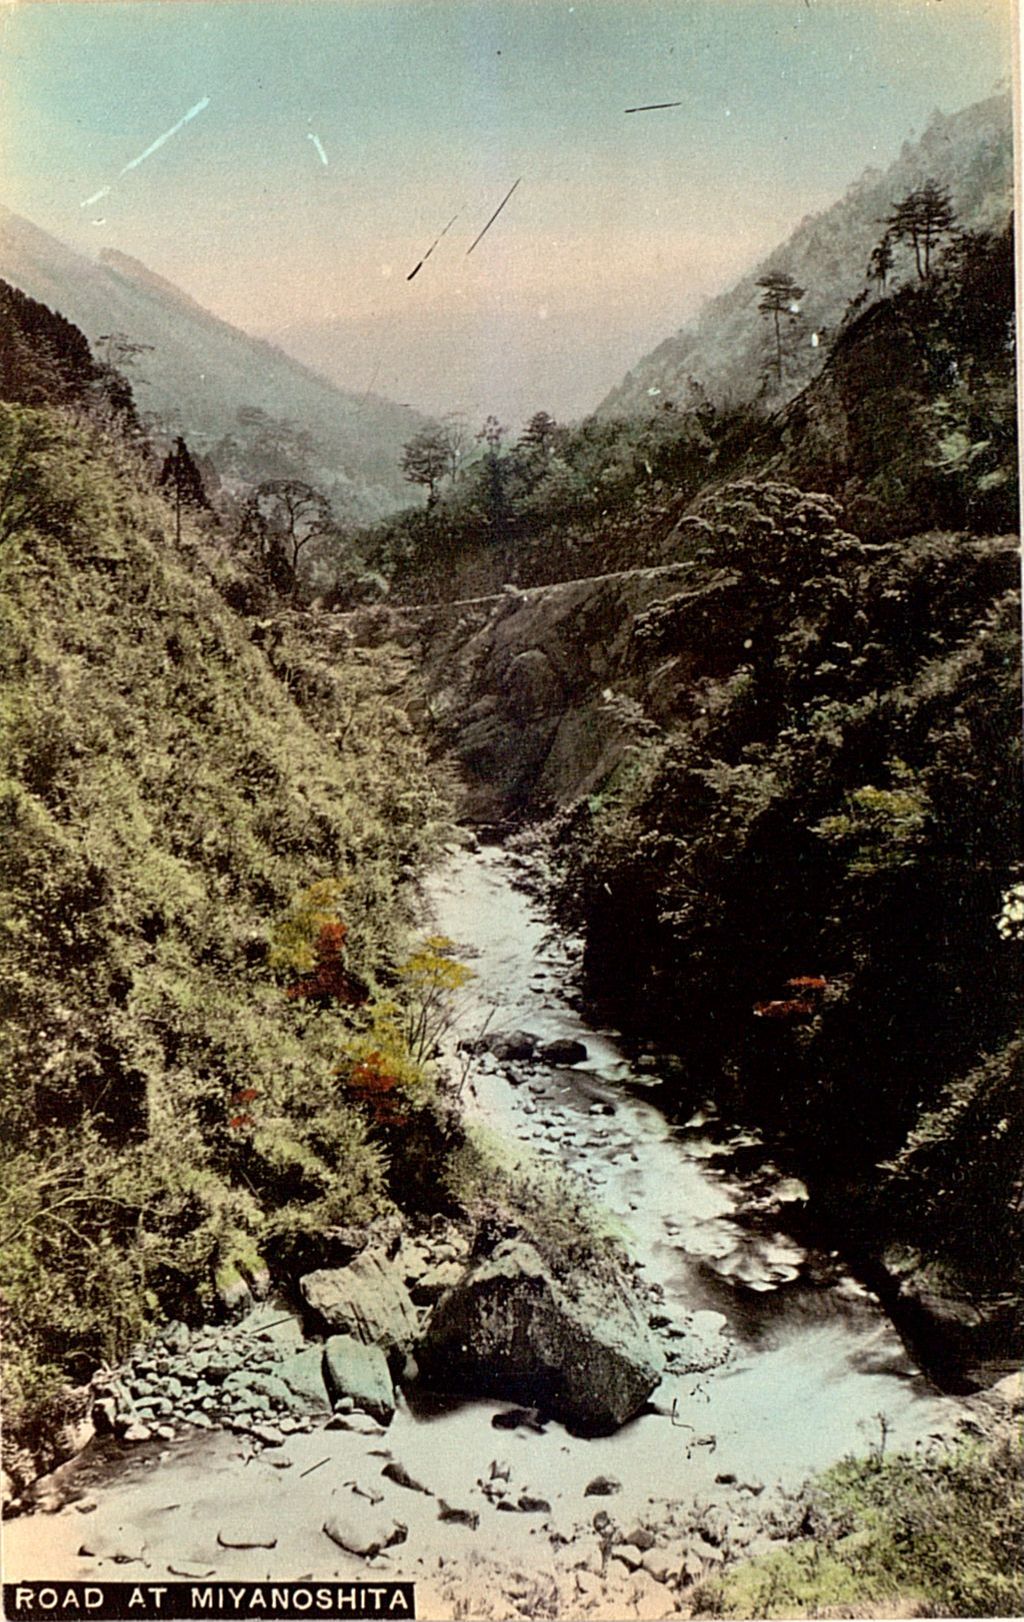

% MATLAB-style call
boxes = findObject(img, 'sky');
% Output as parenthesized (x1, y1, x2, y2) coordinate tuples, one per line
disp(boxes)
(0, 0, 1015, 426)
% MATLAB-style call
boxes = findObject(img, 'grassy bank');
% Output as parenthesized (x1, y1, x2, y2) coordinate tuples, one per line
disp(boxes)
(697, 1430, 1023, 1618)
(0, 401, 457, 1480)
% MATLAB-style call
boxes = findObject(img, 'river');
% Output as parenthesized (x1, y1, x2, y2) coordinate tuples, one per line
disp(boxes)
(2, 844, 966, 1620)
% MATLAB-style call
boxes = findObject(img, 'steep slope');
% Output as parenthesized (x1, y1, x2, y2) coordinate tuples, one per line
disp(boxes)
(550, 488, 1022, 1382)
(0, 205, 429, 516)
(752, 220, 1019, 539)
(598, 92, 1012, 419)
(0, 381, 454, 1479)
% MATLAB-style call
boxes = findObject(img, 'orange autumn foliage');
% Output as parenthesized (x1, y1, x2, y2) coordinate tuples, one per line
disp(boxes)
(285, 920, 368, 1007)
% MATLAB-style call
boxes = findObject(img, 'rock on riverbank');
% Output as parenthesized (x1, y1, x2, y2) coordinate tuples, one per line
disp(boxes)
(417, 1237, 663, 1432)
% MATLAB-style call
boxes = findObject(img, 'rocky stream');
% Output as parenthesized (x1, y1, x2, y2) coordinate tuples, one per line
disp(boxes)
(3, 845, 1011, 1621)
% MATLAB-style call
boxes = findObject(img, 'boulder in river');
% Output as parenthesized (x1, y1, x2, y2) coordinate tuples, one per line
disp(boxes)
(416, 1238, 662, 1432)
(301, 1249, 420, 1355)
(277, 1346, 333, 1413)
(538, 1037, 589, 1065)
(488, 1030, 539, 1062)
(322, 1334, 396, 1425)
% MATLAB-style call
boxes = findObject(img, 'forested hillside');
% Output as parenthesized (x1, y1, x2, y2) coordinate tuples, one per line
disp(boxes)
(537, 228, 1023, 1380)
(0, 286, 459, 1484)
(598, 91, 1012, 418)
(340, 211, 1023, 1386)
(365, 218, 1016, 606)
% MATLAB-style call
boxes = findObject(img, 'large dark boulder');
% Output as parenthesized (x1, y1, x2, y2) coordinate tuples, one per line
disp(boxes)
(488, 1030, 539, 1062)
(538, 1037, 588, 1065)
(416, 1239, 662, 1433)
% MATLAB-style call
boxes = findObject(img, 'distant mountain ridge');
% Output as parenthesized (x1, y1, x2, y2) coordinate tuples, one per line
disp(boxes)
(598, 91, 1013, 420)
(98, 248, 210, 314)
(0, 205, 429, 516)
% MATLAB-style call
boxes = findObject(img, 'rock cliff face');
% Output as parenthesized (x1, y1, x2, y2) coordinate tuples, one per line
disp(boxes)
(308, 562, 710, 823)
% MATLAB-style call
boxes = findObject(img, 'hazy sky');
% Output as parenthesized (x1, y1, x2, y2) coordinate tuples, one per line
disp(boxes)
(0, 0, 1014, 424)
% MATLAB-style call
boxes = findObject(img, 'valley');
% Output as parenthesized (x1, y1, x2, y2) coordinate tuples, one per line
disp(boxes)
(0, 54, 1021, 1622)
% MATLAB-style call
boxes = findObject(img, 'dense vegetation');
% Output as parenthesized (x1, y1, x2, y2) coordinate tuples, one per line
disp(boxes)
(0, 296, 461, 1480)
(700, 1431, 1023, 1618)
(540, 227, 1022, 1373)
(553, 487, 1021, 1320)
(0, 281, 640, 1496)
(0, 157, 1019, 1617)
(365, 396, 769, 600)
(357, 220, 1016, 612)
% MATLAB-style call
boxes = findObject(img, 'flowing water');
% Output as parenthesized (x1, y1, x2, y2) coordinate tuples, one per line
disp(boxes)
(2, 844, 966, 1615)
(423, 845, 960, 1484)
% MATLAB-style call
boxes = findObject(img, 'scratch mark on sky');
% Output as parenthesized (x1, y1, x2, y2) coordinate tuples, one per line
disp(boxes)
(406, 211, 460, 281)
(308, 132, 328, 166)
(624, 101, 683, 113)
(80, 186, 110, 209)
(118, 96, 210, 176)
(466, 179, 521, 257)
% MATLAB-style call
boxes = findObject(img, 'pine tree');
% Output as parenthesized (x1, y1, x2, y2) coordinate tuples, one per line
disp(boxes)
(885, 181, 958, 280)
(756, 272, 805, 387)
(158, 437, 209, 544)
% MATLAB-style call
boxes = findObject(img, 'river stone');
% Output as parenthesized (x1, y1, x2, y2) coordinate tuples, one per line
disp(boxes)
(301, 1252, 419, 1353)
(246, 1371, 295, 1409)
(91, 1398, 118, 1434)
(409, 1260, 464, 1305)
(437, 1500, 480, 1529)
(277, 1347, 332, 1413)
(246, 1302, 307, 1352)
(322, 1334, 396, 1424)
(417, 1238, 662, 1432)
(306, 1213, 405, 1271)
(252, 1423, 284, 1447)
(217, 1519, 278, 1550)
(323, 1486, 407, 1558)
(640, 1548, 676, 1584)
(381, 1460, 432, 1494)
(157, 1320, 191, 1353)
(612, 1543, 644, 1571)
(982, 1370, 1023, 1411)
(627, 1568, 672, 1620)
(488, 1030, 539, 1061)
(538, 1038, 588, 1065)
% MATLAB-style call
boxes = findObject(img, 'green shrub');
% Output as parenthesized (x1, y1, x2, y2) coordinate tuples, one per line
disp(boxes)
(706, 1435, 1024, 1618)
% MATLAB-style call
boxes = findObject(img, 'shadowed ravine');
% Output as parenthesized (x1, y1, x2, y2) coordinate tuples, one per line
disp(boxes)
(3, 845, 968, 1618)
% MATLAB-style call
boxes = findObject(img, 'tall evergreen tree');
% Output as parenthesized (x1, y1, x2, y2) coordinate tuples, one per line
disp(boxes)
(885, 181, 958, 280)
(159, 437, 209, 544)
(756, 272, 806, 387)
